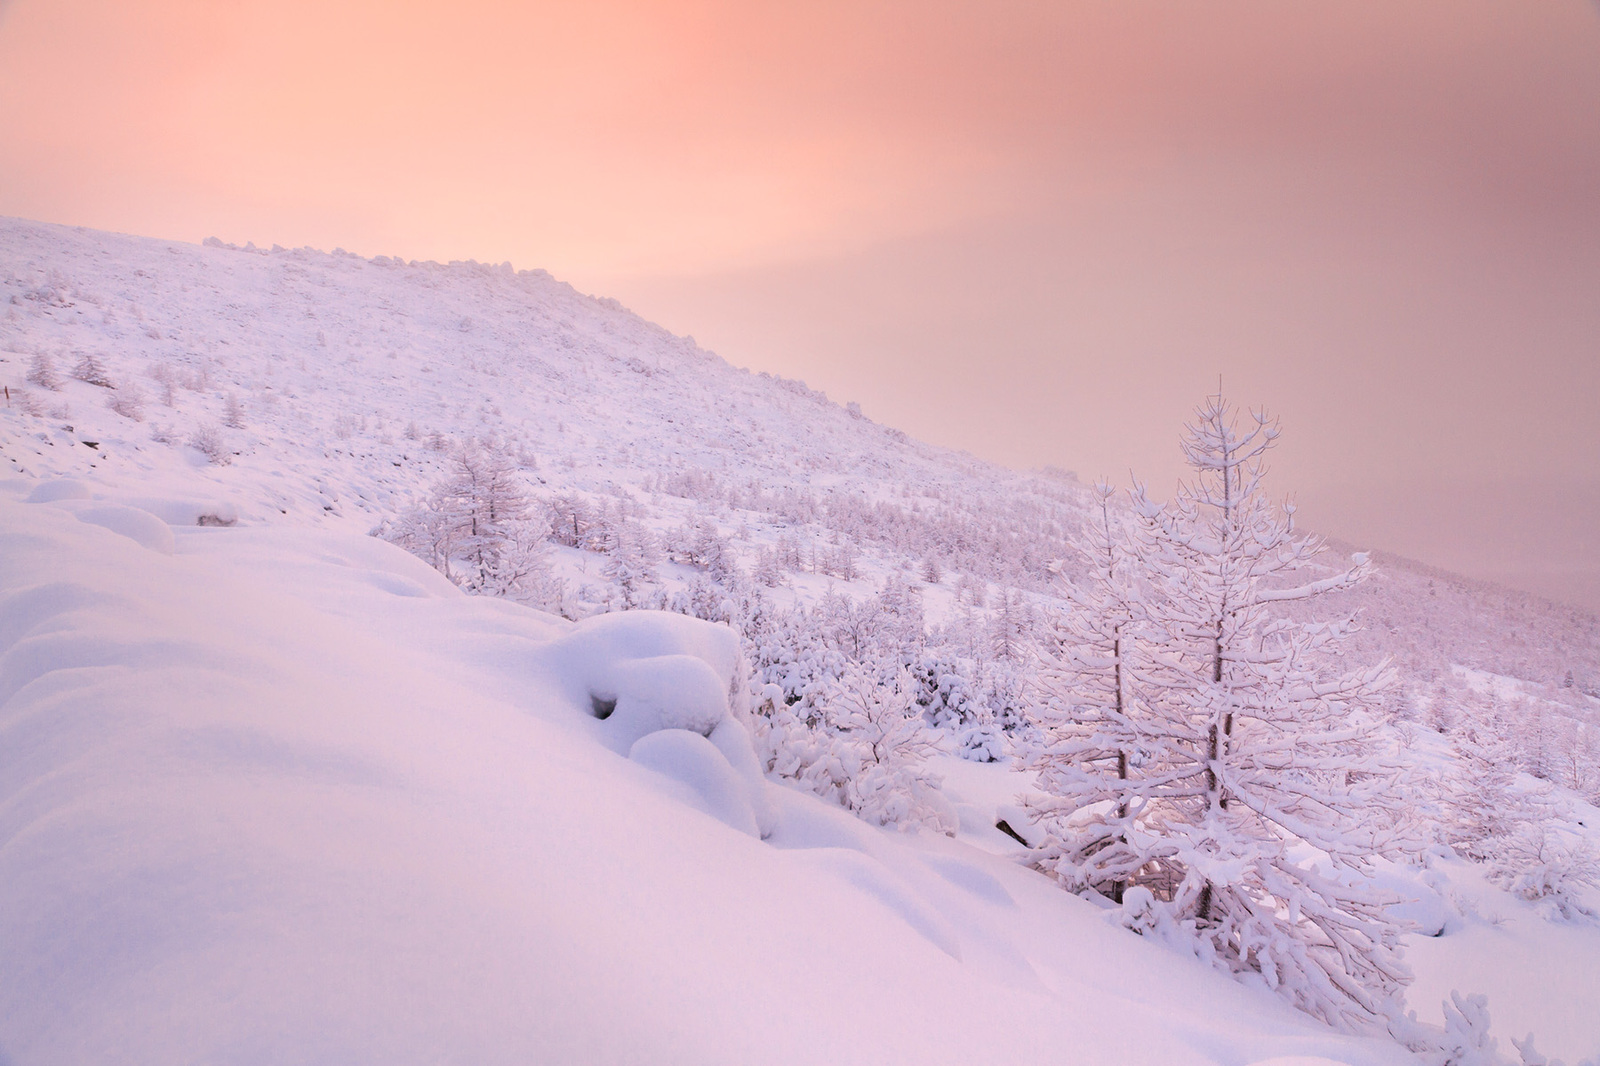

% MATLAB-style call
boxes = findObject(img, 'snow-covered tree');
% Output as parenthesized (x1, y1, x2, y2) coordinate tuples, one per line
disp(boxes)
(224, 391, 247, 429)
(671, 517, 742, 585)
(26, 352, 59, 390)
(956, 572, 987, 609)
(601, 521, 660, 609)
(751, 546, 787, 589)
(435, 444, 536, 592)
(1028, 481, 1146, 901)
(874, 574, 925, 661)
(1450, 722, 1598, 921)
(548, 492, 596, 548)
(990, 589, 1031, 663)
(824, 663, 953, 831)
(1448, 722, 1524, 864)
(72, 350, 114, 388)
(381, 441, 554, 602)
(1025, 394, 1410, 1034)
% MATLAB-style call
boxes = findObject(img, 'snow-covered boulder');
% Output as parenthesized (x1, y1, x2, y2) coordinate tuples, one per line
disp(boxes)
(535, 609, 776, 836)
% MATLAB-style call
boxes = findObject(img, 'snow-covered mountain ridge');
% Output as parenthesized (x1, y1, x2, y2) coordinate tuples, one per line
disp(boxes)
(0, 217, 1070, 537)
(2, 216, 1598, 1064)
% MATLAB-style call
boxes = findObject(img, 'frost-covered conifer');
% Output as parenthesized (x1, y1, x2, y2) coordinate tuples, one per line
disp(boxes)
(1026, 394, 1410, 1034)
(1449, 723, 1522, 863)
(1028, 481, 1148, 902)
(991, 589, 1030, 663)
(71, 351, 114, 387)
(382, 442, 553, 600)
(602, 522, 660, 609)
(26, 352, 60, 390)
(752, 546, 786, 589)
(548, 493, 594, 547)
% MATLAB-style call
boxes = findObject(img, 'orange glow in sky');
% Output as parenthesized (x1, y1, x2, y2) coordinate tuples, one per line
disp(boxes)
(2, 0, 1599, 607)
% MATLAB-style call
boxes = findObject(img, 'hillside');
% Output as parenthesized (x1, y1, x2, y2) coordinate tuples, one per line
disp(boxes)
(2, 216, 1598, 1064)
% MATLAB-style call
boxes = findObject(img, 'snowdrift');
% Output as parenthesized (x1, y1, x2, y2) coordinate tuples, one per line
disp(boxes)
(0, 487, 1411, 1065)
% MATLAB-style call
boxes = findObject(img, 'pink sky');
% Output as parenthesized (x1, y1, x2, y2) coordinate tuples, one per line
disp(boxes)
(2, 0, 1597, 609)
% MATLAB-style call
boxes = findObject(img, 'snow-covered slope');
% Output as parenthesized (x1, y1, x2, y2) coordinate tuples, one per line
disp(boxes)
(0, 218, 1043, 531)
(1, 216, 1597, 1063)
(0, 493, 1417, 1065)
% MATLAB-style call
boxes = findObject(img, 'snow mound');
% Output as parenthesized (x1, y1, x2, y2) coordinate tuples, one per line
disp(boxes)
(58, 501, 176, 554)
(543, 609, 746, 752)
(25, 477, 92, 503)
(630, 728, 763, 838)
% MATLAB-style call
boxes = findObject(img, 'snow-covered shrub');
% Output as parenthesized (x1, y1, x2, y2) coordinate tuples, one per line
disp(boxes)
(11, 386, 43, 416)
(19, 268, 73, 306)
(744, 602, 847, 725)
(107, 385, 146, 421)
(1418, 991, 1501, 1066)
(913, 654, 979, 730)
(1494, 827, 1599, 922)
(189, 423, 231, 465)
(1444, 723, 1597, 918)
(27, 352, 60, 390)
(71, 351, 114, 388)
(680, 575, 739, 626)
(147, 362, 179, 406)
(955, 709, 1005, 762)
(758, 663, 954, 834)
(224, 392, 247, 429)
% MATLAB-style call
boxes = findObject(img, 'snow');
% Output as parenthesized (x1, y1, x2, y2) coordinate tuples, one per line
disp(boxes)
(0, 480, 1415, 1065)
(1406, 854, 1600, 1060)
(546, 609, 745, 751)
(1, 215, 1597, 1063)
(630, 728, 765, 838)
